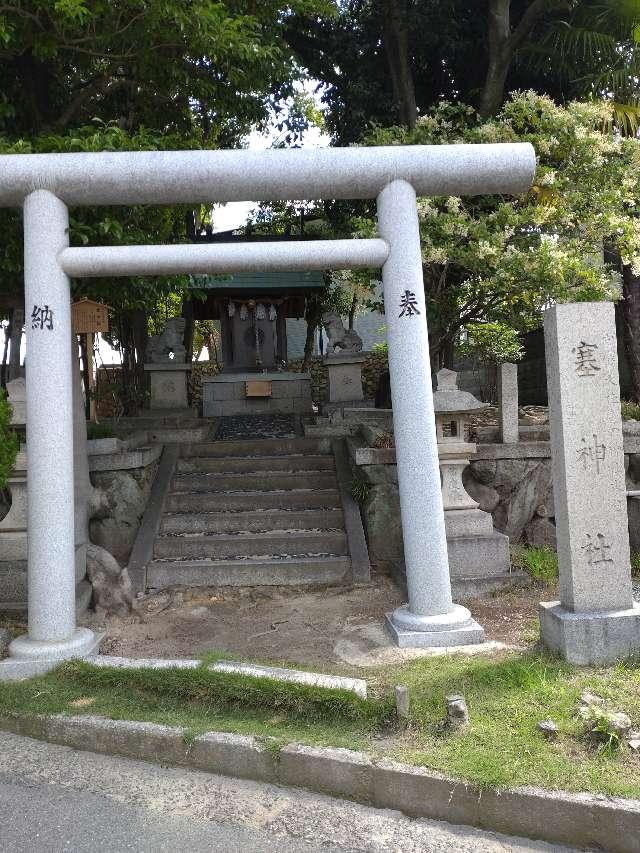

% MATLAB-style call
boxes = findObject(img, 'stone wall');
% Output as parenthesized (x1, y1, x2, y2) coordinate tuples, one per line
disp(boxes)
(348, 428, 640, 565)
(88, 437, 161, 566)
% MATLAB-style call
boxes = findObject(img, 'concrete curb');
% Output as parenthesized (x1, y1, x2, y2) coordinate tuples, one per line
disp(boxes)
(0, 713, 638, 852)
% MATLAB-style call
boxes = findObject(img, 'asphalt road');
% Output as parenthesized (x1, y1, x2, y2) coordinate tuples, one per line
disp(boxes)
(0, 731, 577, 853)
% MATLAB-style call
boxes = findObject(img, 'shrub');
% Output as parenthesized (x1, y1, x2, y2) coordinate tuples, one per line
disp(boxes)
(621, 400, 640, 421)
(0, 390, 18, 489)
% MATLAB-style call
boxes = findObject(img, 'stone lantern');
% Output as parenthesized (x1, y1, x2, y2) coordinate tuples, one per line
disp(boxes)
(433, 368, 510, 591)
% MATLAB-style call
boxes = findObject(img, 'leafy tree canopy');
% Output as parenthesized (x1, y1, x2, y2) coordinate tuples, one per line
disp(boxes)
(354, 92, 639, 362)
(0, 0, 335, 141)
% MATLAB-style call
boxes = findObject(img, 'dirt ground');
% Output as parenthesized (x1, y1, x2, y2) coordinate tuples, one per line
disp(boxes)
(71, 571, 549, 670)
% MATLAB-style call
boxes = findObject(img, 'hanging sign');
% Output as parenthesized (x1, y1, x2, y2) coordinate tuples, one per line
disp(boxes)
(71, 298, 110, 334)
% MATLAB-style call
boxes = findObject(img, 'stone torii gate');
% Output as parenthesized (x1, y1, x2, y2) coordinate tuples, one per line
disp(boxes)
(0, 144, 535, 677)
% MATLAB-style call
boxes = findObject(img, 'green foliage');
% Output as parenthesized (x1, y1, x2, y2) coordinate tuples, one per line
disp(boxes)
(86, 422, 115, 440)
(622, 400, 640, 421)
(350, 478, 370, 505)
(359, 93, 640, 359)
(512, 546, 558, 585)
(57, 661, 393, 728)
(631, 553, 640, 578)
(457, 322, 523, 365)
(0, 390, 18, 489)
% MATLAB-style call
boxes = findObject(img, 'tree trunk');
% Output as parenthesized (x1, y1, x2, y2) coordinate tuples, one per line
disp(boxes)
(302, 320, 317, 372)
(78, 334, 91, 420)
(181, 298, 195, 363)
(480, 0, 549, 118)
(381, 0, 418, 128)
(8, 307, 23, 381)
(622, 264, 640, 402)
(348, 293, 358, 330)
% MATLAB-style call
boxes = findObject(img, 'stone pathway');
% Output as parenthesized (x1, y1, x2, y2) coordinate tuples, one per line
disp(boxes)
(217, 414, 299, 440)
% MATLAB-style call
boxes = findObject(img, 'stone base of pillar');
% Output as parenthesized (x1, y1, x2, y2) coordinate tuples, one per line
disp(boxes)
(7, 627, 101, 662)
(144, 363, 191, 410)
(385, 603, 485, 648)
(539, 601, 640, 665)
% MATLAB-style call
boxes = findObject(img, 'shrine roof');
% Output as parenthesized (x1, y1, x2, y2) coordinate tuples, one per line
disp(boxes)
(188, 271, 325, 292)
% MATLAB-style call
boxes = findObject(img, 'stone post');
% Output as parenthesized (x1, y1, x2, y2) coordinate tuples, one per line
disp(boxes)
(539, 302, 640, 664)
(498, 362, 519, 444)
(377, 179, 484, 647)
(7, 190, 98, 664)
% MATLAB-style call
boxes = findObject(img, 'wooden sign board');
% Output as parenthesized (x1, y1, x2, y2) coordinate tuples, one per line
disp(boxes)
(71, 298, 110, 334)
(245, 380, 272, 398)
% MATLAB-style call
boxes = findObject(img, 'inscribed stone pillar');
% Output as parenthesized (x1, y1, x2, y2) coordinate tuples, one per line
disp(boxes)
(498, 362, 519, 444)
(539, 302, 640, 664)
(377, 179, 484, 647)
(6, 189, 99, 666)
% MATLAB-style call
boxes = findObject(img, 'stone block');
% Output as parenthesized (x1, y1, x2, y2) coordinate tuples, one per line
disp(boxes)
(292, 396, 314, 413)
(372, 759, 480, 825)
(145, 364, 190, 410)
(447, 532, 510, 578)
(539, 601, 640, 665)
(444, 509, 494, 538)
(189, 731, 278, 783)
(0, 532, 27, 561)
(324, 355, 365, 404)
(278, 743, 374, 802)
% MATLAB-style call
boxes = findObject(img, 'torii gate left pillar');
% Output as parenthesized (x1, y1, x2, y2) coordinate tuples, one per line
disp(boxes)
(8, 190, 100, 666)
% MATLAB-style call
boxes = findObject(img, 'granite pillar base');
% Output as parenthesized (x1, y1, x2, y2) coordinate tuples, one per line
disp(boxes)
(385, 603, 485, 648)
(539, 601, 640, 665)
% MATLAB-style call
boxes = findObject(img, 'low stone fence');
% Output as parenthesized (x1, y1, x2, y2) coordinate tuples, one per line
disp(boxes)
(346, 418, 640, 565)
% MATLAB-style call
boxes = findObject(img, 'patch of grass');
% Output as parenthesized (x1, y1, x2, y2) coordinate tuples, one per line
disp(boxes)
(631, 552, 640, 578)
(622, 400, 640, 421)
(512, 546, 558, 584)
(1, 651, 639, 800)
(86, 422, 115, 440)
(350, 477, 370, 505)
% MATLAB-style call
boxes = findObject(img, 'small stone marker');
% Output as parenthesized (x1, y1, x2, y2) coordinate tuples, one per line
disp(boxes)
(539, 302, 640, 664)
(537, 720, 559, 738)
(497, 362, 519, 444)
(395, 684, 410, 719)
(445, 694, 469, 728)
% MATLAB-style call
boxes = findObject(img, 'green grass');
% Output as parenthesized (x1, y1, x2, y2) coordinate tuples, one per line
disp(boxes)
(512, 546, 558, 584)
(631, 552, 640, 578)
(622, 400, 640, 421)
(1, 651, 640, 798)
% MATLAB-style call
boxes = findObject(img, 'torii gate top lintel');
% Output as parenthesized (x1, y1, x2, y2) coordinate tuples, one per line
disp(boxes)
(0, 143, 535, 207)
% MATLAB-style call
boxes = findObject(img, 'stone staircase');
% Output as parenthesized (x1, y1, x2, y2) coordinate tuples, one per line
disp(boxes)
(145, 437, 358, 590)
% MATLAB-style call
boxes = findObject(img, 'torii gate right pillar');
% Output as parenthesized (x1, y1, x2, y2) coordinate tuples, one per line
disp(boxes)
(378, 179, 484, 647)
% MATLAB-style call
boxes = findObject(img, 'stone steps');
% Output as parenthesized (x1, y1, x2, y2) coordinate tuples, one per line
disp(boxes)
(146, 555, 351, 589)
(171, 470, 339, 493)
(165, 488, 342, 513)
(154, 529, 348, 560)
(141, 430, 368, 590)
(180, 437, 328, 458)
(161, 508, 345, 535)
(176, 454, 335, 474)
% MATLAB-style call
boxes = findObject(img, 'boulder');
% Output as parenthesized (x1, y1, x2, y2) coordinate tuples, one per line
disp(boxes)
(524, 516, 557, 549)
(86, 543, 134, 617)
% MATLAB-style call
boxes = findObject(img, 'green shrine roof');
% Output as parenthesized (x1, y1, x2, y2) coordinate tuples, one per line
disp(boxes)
(189, 271, 325, 291)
